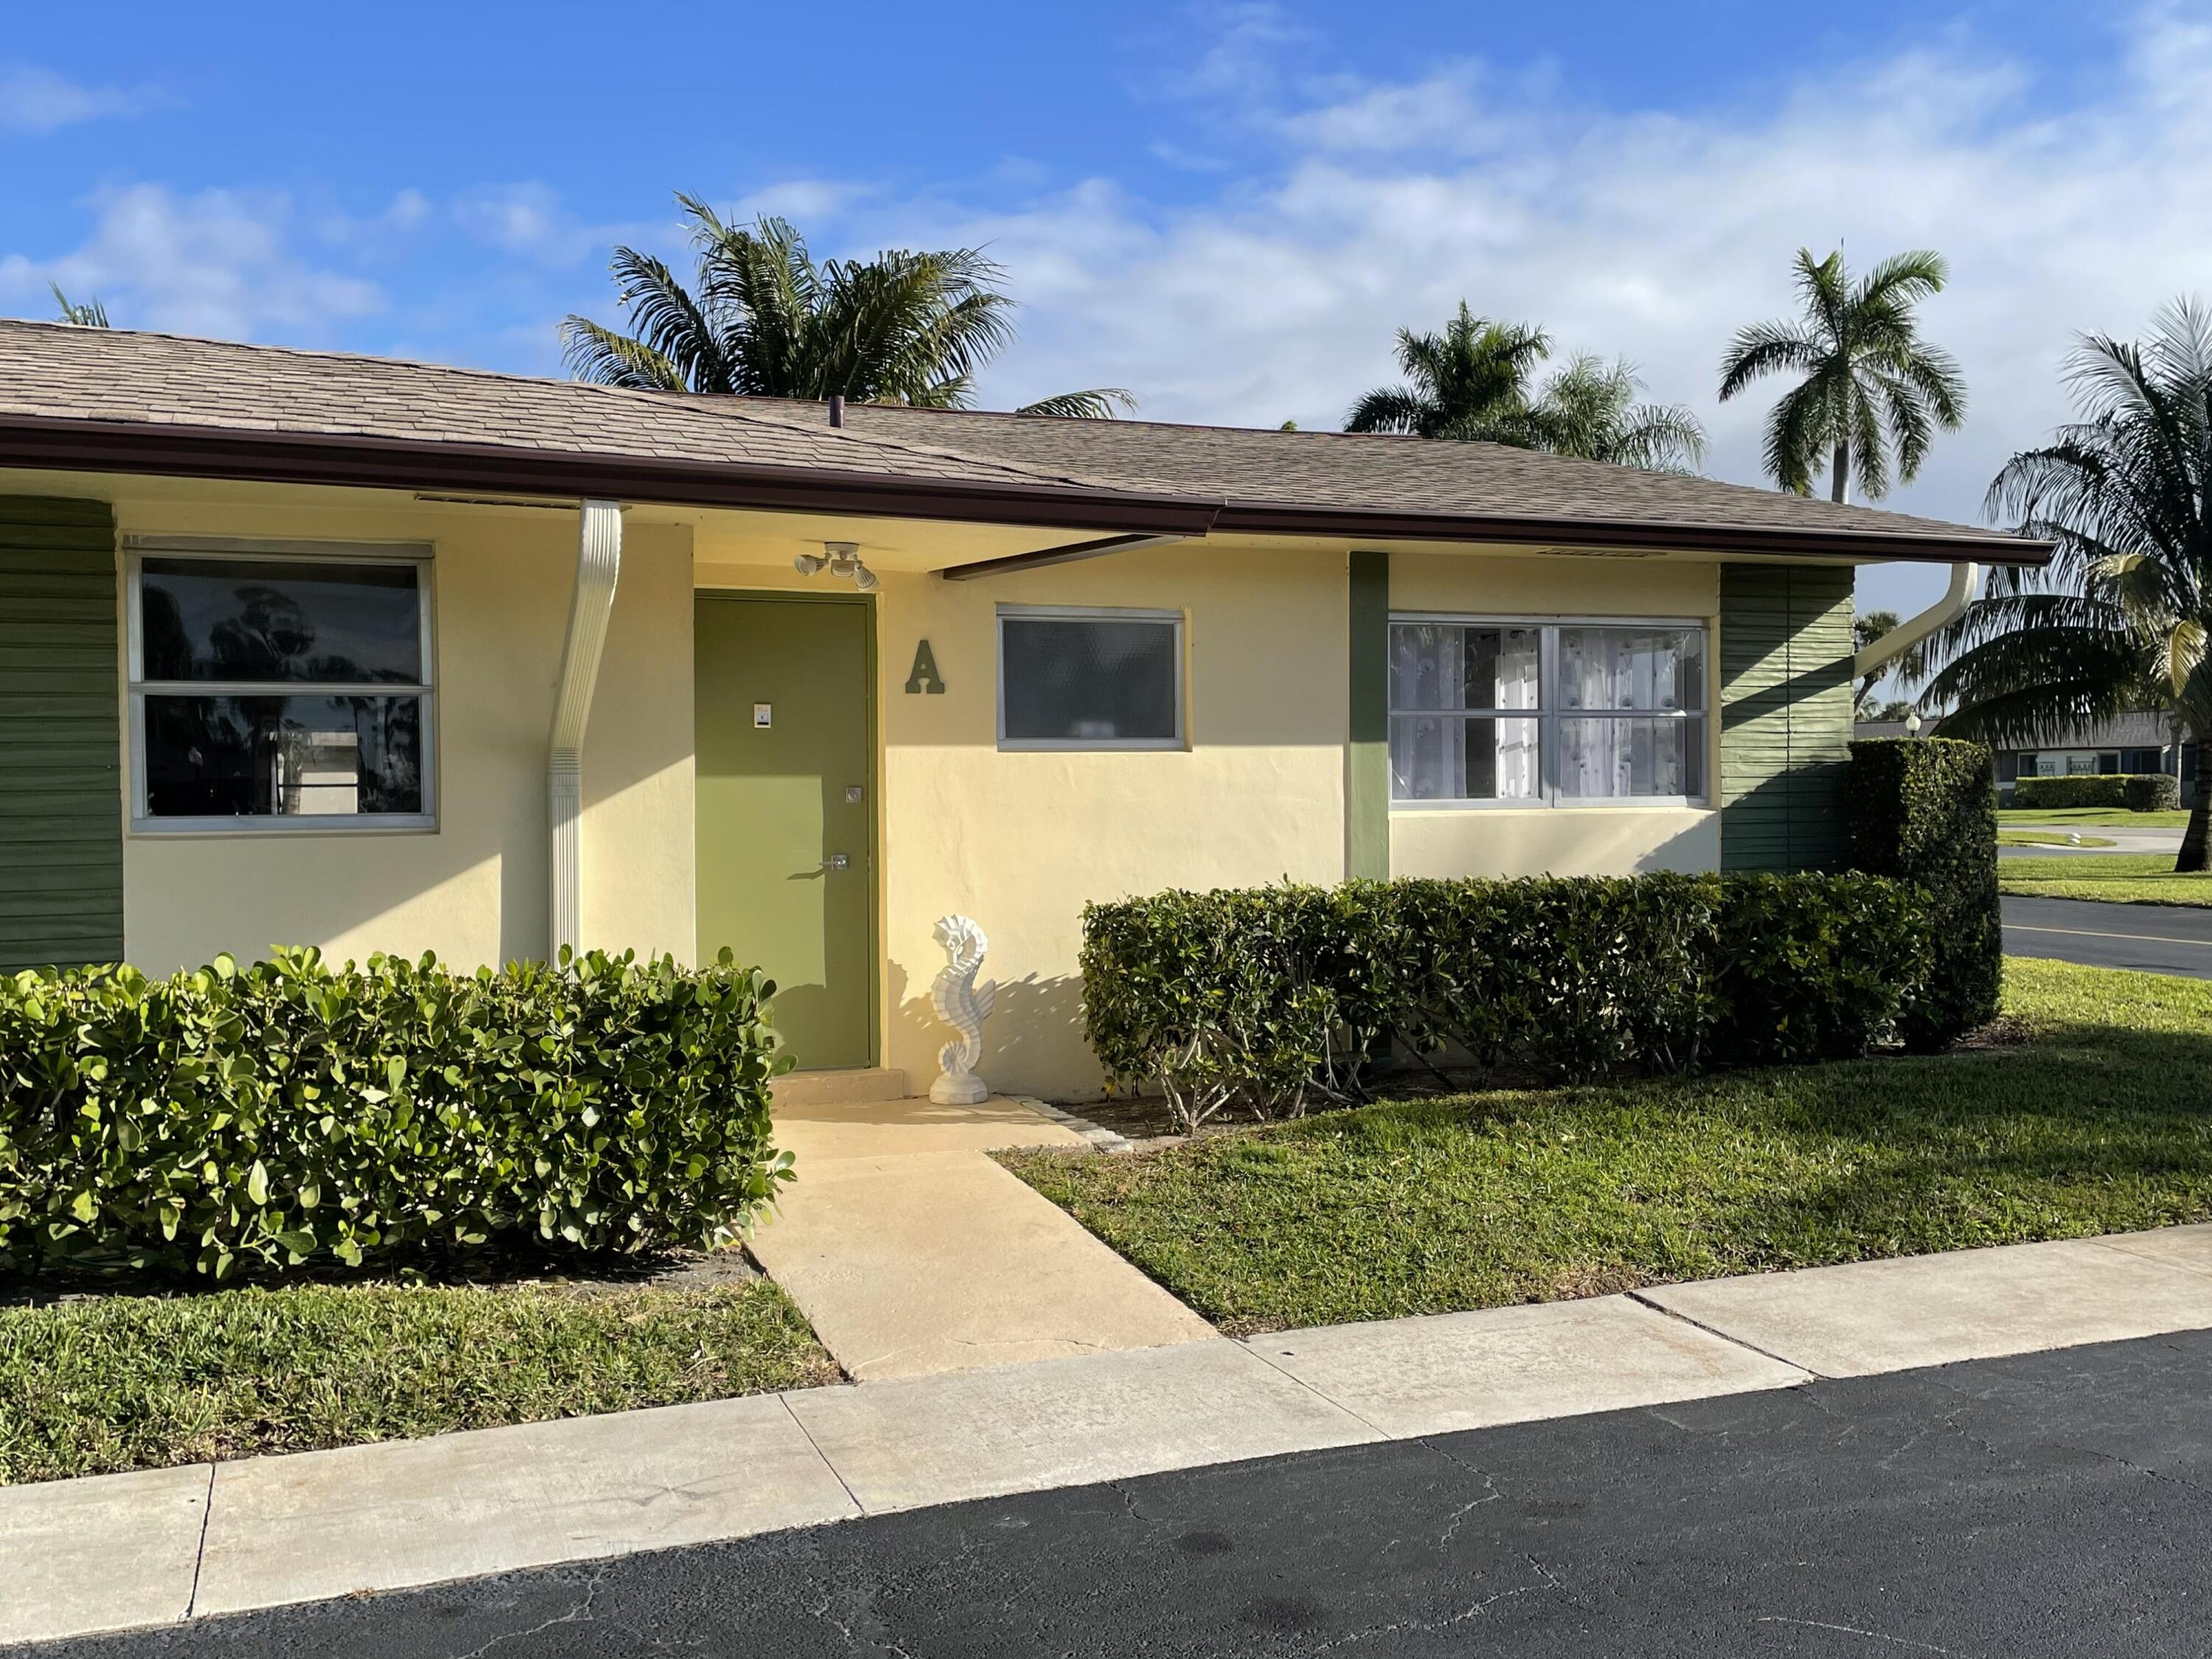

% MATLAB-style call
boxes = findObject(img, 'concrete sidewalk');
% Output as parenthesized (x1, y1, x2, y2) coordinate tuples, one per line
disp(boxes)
(746, 1094, 1214, 1380)
(7, 1224, 2212, 1649)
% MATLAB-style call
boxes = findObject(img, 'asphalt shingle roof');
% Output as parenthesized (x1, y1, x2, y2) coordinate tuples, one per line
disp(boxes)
(0, 321, 1090, 488)
(729, 399, 2032, 553)
(0, 320, 2039, 560)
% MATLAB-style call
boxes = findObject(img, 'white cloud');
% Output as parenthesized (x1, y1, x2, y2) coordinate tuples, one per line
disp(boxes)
(0, 63, 152, 134)
(828, 2, 2211, 613)
(0, 184, 383, 340)
(732, 179, 877, 225)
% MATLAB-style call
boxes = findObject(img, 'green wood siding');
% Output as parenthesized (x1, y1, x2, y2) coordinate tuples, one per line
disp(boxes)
(1346, 549, 1390, 879)
(1, 496, 122, 969)
(1719, 563, 1854, 872)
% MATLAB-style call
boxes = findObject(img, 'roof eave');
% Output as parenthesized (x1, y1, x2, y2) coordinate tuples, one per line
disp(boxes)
(1210, 502, 2051, 566)
(0, 414, 2047, 565)
(0, 415, 1221, 537)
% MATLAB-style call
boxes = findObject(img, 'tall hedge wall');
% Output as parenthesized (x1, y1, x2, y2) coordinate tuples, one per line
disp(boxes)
(1846, 737, 2000, 1048)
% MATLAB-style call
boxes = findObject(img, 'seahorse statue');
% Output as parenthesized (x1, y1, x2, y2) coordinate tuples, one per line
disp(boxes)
(929, 914, 996, 1105)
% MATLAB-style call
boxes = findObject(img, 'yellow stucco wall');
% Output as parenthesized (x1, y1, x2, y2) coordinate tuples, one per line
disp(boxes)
(692, 537, 1728, 1099)
(1385, 550, 1722, 886)
(101, 488, 696, 973)
(695, 537, 1352, 1100)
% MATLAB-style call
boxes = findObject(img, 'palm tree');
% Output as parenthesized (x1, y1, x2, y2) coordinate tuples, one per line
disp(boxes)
(49, 283, 108, 327)
(1520, 353, 1708, 472)
(1346, 303, 1704, 471)
(561, 195, 1130, 417)
(1717, 248, 1967, 502)
(1920, 300, 2212, 870)
(1851, 609, 1931, 714)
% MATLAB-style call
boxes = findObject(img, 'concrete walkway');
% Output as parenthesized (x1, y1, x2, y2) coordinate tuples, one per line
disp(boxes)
(745, 1094, 1214, 1380)
(8, 1224, 2212, 1648)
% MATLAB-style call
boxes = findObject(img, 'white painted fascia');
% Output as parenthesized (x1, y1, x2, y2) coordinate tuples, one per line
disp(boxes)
(1855, 560, 1980, 681)
(549, 500, 622, 959)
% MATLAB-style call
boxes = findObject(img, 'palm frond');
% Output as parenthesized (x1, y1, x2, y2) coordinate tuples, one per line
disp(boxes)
(1854, 248, 1950, 311)
(1716, 320, 1820, 402)
(49, 282, 108, 328)
(1015, 388, 1137, 420)
(1345, 386, 1426, 434)
(557, 316, 686, 390)
(1763, 373, 1830, 495)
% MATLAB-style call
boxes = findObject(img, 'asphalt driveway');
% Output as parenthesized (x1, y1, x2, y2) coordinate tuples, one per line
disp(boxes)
(32, 1329, 2212, 1658)
(2004, 895, 2212, 979)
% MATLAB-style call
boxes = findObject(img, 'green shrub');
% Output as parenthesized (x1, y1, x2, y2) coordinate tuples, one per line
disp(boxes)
(1709, 875, 1933, 1064)
(1082, 872, 1933, 1127)
(2009, 773, 2160, 810)
(2125, 772, 2181, 812)
(1389, 876, 1716, 1081)
(1848, 737, 2000, 1048)
(0, 948, 791, 1281)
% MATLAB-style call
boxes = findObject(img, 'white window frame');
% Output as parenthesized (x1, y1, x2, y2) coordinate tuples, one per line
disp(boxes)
(123, 536, 438, 835)
(1388, 613, 1710, 810)
(996, 604, 1186, 752)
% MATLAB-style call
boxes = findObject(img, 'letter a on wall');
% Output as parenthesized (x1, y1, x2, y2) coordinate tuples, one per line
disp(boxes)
(905, 639, 946, 694)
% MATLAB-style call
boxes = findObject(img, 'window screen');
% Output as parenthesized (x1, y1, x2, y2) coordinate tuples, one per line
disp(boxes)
(998, 611, 1182, 748)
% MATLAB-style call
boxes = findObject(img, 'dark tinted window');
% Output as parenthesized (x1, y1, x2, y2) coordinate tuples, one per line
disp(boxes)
(143, 695, 425, 818)
(140, 558, 422, 684)
(1001, 616, 1179, 745)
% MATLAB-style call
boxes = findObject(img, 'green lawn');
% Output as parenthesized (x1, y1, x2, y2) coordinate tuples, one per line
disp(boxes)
(2000, 853, 2212, 906)
(2000, 806, 2192, 828)
(1002, 959, 2212, 1336)
(0, 1276, 836, 1485)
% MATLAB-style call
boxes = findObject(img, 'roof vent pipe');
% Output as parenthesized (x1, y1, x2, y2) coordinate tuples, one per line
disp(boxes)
(828, 394, 844, 428)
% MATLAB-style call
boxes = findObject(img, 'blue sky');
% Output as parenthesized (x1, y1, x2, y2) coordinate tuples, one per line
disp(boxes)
(1, 1, 2200, 618)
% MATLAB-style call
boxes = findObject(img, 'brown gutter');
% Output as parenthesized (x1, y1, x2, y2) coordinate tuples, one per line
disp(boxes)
(1208, 502, 2048, 566)
(0, 415, 1222, 538)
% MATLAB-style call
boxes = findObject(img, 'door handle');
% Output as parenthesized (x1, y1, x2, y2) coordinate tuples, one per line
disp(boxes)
(818, 854, 850, 872)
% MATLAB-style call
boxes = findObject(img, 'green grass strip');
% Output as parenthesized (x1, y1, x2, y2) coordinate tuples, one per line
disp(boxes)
(2000, 853, 2212, 906)
(1999, 807, 2193, 827)
(0, 1278, 835, 1485)
(1004, 959, 2212, 1336)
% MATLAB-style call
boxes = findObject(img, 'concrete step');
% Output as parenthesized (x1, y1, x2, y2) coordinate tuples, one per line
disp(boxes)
(770, 1067, 908, 1107)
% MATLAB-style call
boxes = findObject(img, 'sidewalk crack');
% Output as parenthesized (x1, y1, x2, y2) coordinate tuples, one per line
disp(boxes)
(1624, 1290, 1827, 1379)
(781, 1391, 868, 1517)
(181, 1461, 217, 1621)
(1235, 1341, 1395, 1439)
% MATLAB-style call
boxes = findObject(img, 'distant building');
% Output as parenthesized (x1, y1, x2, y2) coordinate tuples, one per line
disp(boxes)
(1854, 711, 2196, 804)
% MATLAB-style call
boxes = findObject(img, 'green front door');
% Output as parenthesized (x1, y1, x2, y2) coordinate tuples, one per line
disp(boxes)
(695, 593, 874, 1070)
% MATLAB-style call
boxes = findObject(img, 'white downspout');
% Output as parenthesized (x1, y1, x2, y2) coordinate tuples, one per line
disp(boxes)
(549, 500, 622, 960)
(1855, 560, 1982, 682)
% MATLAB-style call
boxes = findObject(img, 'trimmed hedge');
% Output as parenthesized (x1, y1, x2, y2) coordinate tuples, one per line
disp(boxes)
(2011, 773, 2171, 810)
(0, 948, 791, 1281)
(1847, 737, 2000, 1048)
(2126, 773, 2182, 812)
(1081, 873, 1933, 1129)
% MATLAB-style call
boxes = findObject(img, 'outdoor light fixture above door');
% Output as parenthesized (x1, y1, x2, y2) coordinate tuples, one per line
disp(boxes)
(793, 540, 880, 592)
